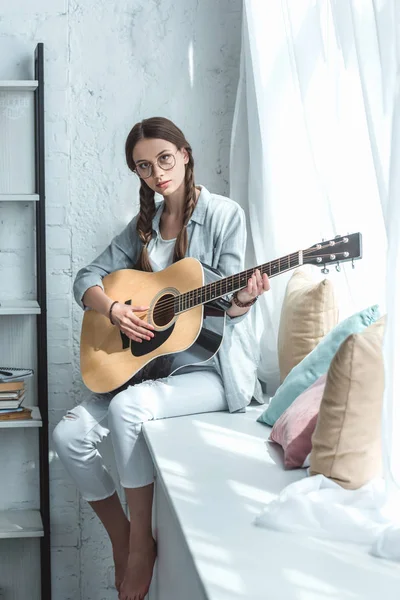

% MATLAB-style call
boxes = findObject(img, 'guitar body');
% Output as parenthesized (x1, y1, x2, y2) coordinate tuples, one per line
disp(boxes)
(80, 258, 226, 393)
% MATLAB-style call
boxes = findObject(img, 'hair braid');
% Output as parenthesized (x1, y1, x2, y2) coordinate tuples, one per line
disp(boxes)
(135, 180, 156, 272)
(173, 153, 197, 263)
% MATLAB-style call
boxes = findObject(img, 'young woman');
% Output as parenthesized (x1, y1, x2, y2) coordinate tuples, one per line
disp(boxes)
(53, 117, 270, 600)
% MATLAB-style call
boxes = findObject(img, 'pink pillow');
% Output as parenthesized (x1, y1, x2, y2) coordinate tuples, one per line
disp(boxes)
(269, 373, 327, 469)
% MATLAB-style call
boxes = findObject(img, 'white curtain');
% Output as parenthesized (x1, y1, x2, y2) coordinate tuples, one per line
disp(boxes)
(230, 0, 400, 555)
(230, 0, 388, 394)
(381, 18, 400, 495)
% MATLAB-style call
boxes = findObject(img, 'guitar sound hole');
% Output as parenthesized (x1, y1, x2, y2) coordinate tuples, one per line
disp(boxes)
(153, 293, 176, 328)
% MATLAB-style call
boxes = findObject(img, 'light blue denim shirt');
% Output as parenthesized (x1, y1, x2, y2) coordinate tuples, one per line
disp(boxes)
(73, 185, 260, 412)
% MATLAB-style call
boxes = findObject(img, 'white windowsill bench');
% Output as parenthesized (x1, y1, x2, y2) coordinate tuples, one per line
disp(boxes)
(143, 401, 400, 600)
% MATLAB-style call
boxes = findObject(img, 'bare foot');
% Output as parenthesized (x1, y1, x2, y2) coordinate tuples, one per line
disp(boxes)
(119, 537, 157, 600)
(113, 543, 130, 592)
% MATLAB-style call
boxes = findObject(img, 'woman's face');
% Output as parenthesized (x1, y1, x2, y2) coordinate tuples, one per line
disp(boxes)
(132, 138, 188, 196)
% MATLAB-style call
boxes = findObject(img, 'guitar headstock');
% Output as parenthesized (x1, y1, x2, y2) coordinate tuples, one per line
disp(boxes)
(303, 233, 362, 270)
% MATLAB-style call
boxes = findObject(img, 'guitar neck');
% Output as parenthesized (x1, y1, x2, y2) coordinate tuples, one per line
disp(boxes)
(175, 250, 303, 314)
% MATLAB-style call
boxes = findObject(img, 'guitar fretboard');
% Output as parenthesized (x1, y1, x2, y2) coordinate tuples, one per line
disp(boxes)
(174, 250, 302, 313)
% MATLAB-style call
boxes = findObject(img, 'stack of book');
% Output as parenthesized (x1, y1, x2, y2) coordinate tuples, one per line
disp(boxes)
(0, 380, 31, 421)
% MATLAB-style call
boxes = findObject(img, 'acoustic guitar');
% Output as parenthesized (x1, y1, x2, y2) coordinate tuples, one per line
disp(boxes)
(80, 233, 362, 393)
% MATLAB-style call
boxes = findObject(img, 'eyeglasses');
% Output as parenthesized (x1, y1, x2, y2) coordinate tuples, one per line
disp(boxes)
(134, 149, 179, 179)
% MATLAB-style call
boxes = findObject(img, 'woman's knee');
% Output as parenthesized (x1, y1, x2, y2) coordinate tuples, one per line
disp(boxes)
(108, 386, 153, 430)
(53, 409, 91, 460)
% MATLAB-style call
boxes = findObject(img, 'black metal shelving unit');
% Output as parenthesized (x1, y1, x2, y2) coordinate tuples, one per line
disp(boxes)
(35, 42, 51, 600)
(0, 42, 51, 600)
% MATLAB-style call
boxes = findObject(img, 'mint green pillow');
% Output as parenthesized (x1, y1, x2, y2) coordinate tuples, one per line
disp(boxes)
(258, 304, 380, 427)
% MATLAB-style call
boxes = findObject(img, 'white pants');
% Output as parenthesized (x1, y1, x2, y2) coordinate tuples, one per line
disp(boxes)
(53, 369, 227, 501)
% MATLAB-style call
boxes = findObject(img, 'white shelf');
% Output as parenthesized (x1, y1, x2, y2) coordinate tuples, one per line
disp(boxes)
(0, 407, 42, 429)
(0, 301, 41, 315)
(0, 509, 43, 539)
(0, 81, 38, 92)
(0, 194, 39, 201)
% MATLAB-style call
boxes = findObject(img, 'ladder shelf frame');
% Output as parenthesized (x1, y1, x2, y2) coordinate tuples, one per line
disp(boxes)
(0, 43, 51, 600)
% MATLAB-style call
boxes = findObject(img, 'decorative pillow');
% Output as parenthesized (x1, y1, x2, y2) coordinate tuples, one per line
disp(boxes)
(270, 373, 327, 469)
(278, 270, 338, 382)
(310, 317, 386, 489)
(257, 304, 380, 426)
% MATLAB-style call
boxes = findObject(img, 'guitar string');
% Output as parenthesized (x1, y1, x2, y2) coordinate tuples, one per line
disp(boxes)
(149, 249, 353, 320)
(151, 250, 297, 318)
(147, 247, 353, 322)
(150, 239, 353, 316)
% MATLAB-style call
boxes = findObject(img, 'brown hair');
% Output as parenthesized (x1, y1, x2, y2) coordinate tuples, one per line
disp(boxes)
(125, 117, 197, 272)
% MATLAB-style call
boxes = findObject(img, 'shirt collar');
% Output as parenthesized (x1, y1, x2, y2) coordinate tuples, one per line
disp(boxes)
(152, 184, 209, 234)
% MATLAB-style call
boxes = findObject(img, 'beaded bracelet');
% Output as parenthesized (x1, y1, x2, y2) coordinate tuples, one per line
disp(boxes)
(232, 291, 258, 308)
(109, 301, 119, 325)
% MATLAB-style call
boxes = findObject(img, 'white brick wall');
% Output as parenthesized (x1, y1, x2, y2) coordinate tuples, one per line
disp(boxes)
(0, 1, 242, 598)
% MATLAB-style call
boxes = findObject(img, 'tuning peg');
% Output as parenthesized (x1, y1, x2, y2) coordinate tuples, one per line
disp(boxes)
(336, 262, 341, 272)
(321, 267, 329, 275)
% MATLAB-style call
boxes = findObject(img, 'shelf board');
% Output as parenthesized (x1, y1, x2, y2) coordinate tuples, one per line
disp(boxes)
(0, 301, 41, 315)
(0, 81, 38, 92)
(0, 194, 39, 201)
(0, 509, 43, 539)
(0, 407, 42, 429)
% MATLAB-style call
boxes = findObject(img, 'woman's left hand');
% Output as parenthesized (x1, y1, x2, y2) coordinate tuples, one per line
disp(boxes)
(236, 269, 270, 305)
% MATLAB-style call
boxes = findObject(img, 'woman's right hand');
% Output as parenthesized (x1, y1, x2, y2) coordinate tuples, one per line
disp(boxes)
(110, 302, 155, 343)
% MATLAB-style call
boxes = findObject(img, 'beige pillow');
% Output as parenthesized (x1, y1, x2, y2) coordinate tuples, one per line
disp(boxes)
(278, 270, 338, 381)
(310, 317, 386, 489)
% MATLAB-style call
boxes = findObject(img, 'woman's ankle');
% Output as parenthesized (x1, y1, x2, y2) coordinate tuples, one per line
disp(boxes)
(128, 527, 154, 549)
(110, 520, 131, 550)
